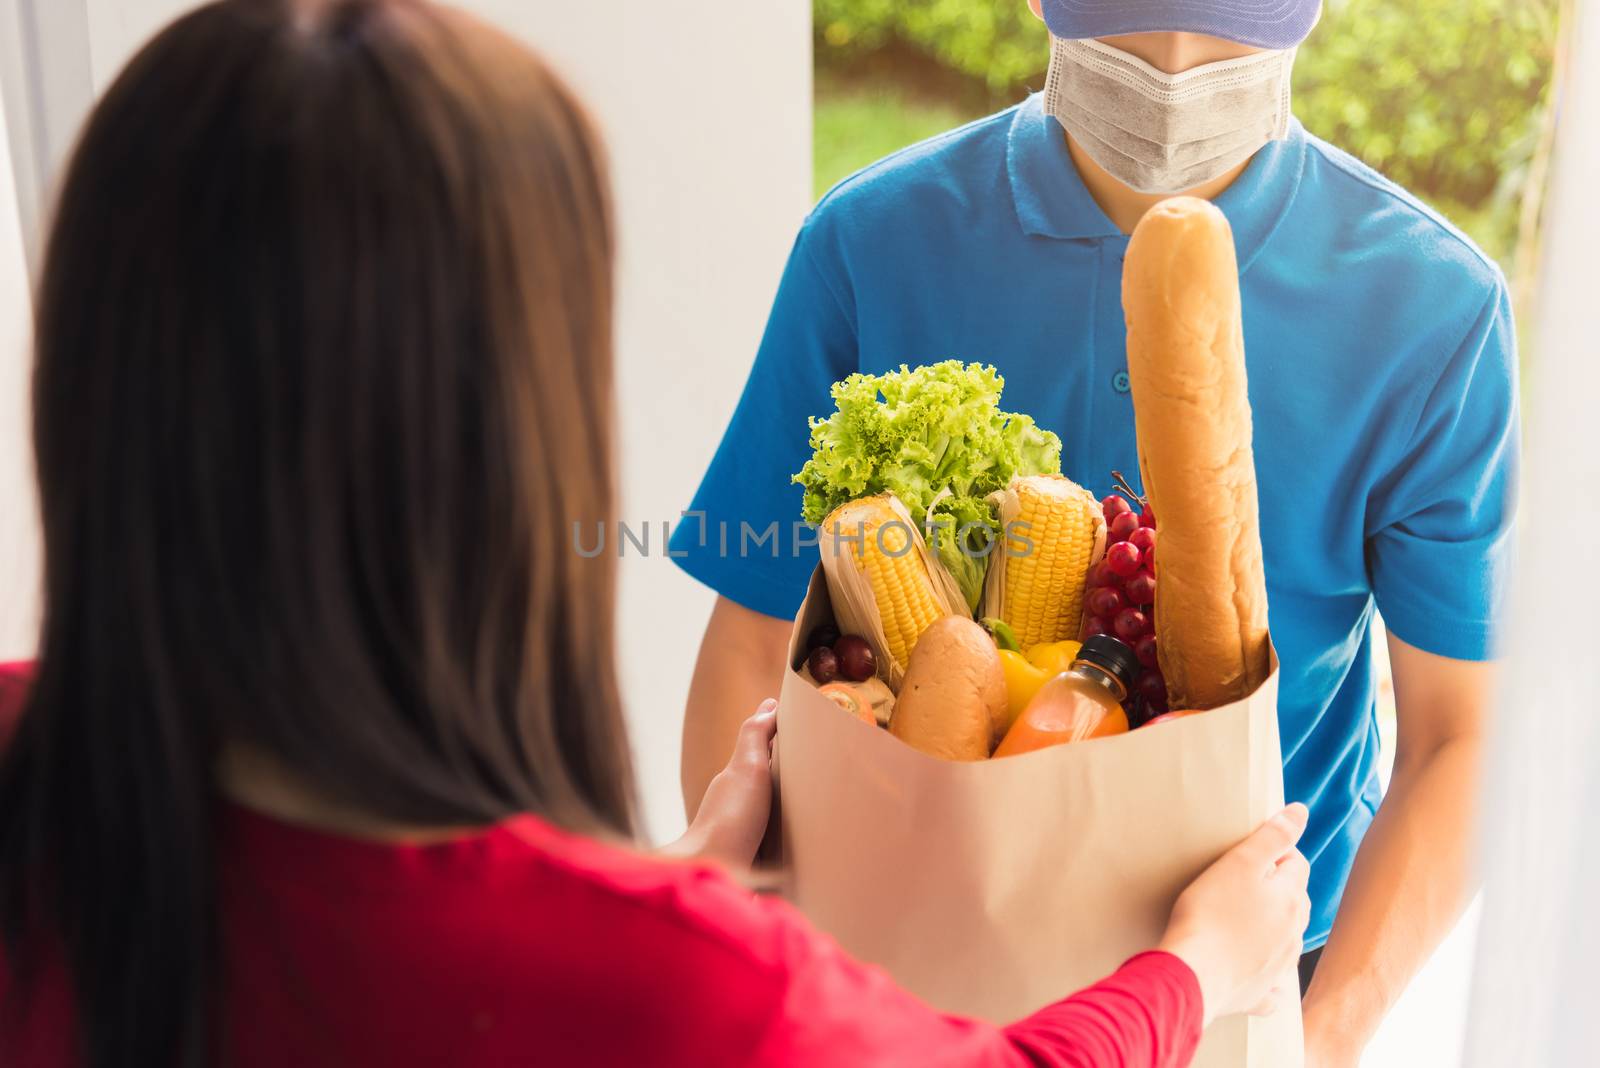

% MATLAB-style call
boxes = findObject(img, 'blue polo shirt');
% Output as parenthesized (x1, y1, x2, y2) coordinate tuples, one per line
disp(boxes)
(672, 94, 1518, 949)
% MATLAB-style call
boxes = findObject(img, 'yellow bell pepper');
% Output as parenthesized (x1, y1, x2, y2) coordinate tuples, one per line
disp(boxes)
(997, 649, 1051, 730)
(1024, 639, 1083, 676)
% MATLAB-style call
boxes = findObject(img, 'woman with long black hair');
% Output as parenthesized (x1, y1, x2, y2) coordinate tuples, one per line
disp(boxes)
(0, 2, 1309, 1065)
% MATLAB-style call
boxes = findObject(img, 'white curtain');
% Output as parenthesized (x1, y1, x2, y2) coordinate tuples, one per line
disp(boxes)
(1465, 3, 1600, 1064)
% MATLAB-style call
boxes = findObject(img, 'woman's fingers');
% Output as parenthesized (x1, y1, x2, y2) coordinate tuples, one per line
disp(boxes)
(1246, 986, 1284, 1017)
(1160, 804, 1314, 1024)
(1275, 848, 1311, 885)
(680, 701, 782, 868)
(1237, 803, 1309, 871)
(730, 700, 778, 771)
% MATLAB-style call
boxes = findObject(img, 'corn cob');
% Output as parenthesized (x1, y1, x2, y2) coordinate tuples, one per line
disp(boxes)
(824, 496, 947, 667)
(987, 475, 1106, 649)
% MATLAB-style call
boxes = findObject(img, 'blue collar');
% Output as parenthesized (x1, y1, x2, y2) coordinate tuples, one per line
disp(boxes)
(1005, 94, 1306, 272)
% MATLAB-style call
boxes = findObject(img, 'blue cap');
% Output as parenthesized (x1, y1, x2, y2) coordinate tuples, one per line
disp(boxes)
(1041, 0, 1320, 49)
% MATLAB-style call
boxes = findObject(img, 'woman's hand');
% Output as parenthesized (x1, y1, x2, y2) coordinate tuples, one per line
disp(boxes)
(661, 700, 778, 868)
(1158, 803, 1312, 1027)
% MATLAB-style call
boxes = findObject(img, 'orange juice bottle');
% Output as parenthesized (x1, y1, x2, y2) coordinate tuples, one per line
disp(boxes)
(994, 636, 1140, 757)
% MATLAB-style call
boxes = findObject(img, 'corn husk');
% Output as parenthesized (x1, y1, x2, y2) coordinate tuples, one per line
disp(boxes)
(817, 494, 968, 689)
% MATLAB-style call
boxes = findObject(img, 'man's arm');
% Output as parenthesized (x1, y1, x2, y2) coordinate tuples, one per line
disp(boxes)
(1300, 634, 1495, 1066)
(681, 596, 793, 819)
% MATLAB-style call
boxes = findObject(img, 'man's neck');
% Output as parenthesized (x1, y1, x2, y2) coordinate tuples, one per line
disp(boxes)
(1066, 132, 1252, 234)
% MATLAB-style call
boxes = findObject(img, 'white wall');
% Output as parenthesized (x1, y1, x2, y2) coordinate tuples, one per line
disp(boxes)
(0, 0, 813, 839)
(0, 70, 37, 658)
(0, 0, 96, 274)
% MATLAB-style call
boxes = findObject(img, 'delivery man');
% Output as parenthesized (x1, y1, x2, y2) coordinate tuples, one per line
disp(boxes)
(671, 2, 1517, 1063)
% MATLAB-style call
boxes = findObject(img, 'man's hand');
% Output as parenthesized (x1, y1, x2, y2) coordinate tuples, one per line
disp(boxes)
(662, 702, 777, 868)
(681, 597, 792, 819)
(1301, 633, 1495, 1063)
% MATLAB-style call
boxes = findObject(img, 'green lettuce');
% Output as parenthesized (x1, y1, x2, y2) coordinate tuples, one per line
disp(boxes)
(793, 361, 1062, 611)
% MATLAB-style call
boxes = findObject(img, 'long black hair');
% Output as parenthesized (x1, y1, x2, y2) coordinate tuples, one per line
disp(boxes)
(0, 1, 633, 1063)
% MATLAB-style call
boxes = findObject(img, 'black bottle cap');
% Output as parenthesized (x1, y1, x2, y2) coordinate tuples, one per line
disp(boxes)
(1075, 635, 1142, 690)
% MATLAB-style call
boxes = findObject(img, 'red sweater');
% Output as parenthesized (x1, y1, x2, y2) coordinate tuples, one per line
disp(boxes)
(0, 661, 1202, 1067)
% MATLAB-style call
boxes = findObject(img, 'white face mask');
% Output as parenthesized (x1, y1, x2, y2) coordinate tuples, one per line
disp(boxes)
(1043, 36, 1296, 195)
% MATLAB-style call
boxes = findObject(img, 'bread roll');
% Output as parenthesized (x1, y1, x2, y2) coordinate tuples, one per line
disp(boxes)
(889, 617, 1006, 761)
(1122, 197, 1270, 710)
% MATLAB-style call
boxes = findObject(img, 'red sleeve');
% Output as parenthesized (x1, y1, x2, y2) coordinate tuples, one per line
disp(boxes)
(0, 661, 34, 751)
(1002, 952, 1204, 1068)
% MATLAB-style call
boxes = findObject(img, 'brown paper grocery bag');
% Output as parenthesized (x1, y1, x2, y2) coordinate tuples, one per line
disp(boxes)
(777, 568, 1302, 1067)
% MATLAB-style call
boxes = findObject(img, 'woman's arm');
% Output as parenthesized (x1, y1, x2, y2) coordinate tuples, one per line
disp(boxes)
(743, 808, 1304, 1066)
(1003, 805, 1310, 1065)
(680, 598, 791, 821)
(1001, 951, 1205, 1068)
(748, 941, 1205, 1068)
(661, 698, 778, 866)
(675, 705, 1310, 1067)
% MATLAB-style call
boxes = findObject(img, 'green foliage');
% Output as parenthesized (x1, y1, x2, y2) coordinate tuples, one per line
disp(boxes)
(813, 0, 1559, 236)
(815, 0, 1048, 97)
(1294, 0, 1557, 219)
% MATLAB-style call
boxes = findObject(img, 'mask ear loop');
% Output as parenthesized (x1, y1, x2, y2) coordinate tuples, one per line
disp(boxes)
(1271, 49, 1297, 140)
(1044, 33, 1070, 112)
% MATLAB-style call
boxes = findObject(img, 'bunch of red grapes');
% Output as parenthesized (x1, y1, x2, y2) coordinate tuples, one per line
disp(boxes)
(1082, 473, 1168, 725)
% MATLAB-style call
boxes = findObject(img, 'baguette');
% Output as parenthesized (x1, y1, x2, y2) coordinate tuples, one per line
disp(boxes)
(1122, 197, 1270, 710)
